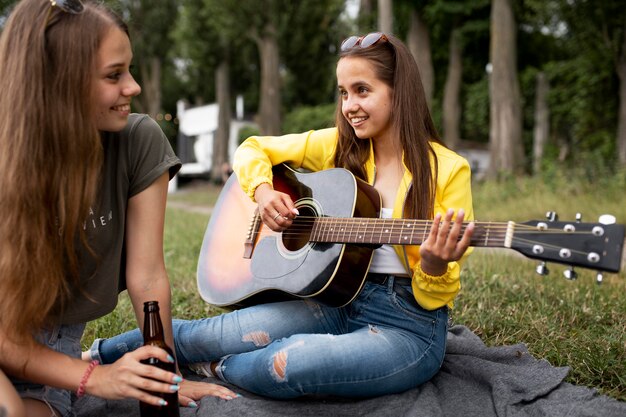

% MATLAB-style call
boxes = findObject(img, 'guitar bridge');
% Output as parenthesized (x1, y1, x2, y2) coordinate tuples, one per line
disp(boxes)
(244, 209, 262, 259)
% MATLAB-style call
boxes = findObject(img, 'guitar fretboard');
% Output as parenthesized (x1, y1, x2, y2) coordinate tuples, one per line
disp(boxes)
(309, 218, 514, 248)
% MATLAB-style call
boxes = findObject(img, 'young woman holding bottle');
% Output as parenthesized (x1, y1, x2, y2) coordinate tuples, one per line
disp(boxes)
(0, 1, 235, 415)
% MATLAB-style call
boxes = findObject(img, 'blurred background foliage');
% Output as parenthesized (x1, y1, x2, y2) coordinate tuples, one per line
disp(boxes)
(1, 0, 625, 182)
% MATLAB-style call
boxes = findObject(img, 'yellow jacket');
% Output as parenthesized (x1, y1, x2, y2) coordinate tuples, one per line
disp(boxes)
(233, 127, 474, 310)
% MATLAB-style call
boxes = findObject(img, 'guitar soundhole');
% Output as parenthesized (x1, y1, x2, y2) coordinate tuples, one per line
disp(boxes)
(282, 204, 316, 252)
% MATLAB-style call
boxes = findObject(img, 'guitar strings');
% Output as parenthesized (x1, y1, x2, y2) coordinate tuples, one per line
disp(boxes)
(248, 237, 598, 264)
(247, 216, 602, 257)
(260, 216, 599, 237)
(262, 215, 594, 230)
(249, 228, 595, 258)
(256, 216, 601, 235)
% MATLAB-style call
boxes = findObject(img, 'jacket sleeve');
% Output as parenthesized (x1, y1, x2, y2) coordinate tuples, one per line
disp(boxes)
(232, 128, 338, 200)
(411, 154, 474, 310)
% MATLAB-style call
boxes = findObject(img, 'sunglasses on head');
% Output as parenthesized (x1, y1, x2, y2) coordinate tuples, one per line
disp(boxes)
(44, 0, 85, 29)
(49, 0, 84, 14)
(45, 0, 84, 28)
(340, 32, 388, 52)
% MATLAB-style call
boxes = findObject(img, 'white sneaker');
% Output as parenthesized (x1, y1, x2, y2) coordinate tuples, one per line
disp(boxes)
(188, 362, 214, 378)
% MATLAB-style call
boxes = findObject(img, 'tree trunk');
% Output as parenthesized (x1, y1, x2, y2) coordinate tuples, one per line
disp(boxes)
(488, 0, 524, 177)
(617, 18, 626, 166)
(408, 10, 434, 109)
(377, 0, 393, 33)
(139, 57, 162, 118)
(357, 0, 373, 32)
(212, 58, 231, 183)
(360, 0, 373, 14)
(443, 28, 462, 150)
(532, 71, 550, 175)
(256, 22, 282, 135)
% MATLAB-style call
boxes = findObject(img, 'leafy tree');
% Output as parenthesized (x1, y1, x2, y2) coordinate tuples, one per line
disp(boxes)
(171, 0, 231, 181)
(556, 0, 626, 166)
(425, 0, 490, 149)
(171, 0, 346, 180)
(179, 0, 346, 135)
(191, 0, 285, 135)
(170, 0, 220, 105)
(357, 0, 376, 32)
(513, 0, 623, 172)
(104, 0, 179, 118)
(279, 0, 346, 108)
(0, 0, 16, 19)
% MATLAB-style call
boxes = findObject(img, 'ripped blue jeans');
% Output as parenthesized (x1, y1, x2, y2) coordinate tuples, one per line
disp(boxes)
(90, 277, 448, 399)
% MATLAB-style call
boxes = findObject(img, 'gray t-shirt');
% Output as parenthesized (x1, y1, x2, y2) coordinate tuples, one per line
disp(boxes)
(59, 114, 181, 324)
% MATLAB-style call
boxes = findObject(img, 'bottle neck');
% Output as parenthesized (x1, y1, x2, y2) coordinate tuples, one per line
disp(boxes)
(142, 301, 164, 343)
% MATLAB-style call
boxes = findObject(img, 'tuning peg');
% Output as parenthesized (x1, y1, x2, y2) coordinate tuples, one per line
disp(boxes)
(536, 262, 549, 276)
(596, 272, 603, 285)
(546, 211, 558, 222)
(563, 267, 577, 280)
(575, 213, 582, 223)
(598, 214, 616, 225)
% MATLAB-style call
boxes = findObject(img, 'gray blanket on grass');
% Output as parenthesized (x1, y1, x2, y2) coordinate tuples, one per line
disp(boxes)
(74, 325, 626, 416)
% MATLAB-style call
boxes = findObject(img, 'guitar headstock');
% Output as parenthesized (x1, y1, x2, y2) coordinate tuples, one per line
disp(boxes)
(511, 214, 624, 274)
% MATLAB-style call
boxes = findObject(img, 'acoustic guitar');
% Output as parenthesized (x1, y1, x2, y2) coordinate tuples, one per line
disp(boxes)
(197, 165, 624, 308)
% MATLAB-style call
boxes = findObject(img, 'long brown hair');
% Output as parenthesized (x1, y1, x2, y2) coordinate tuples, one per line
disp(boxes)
(0, 0, 128, 345)
(333, 33, 442, 220)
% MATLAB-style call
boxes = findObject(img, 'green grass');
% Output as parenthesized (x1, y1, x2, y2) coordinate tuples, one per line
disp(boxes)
(83, 172, 626, 401)
(455, 251, 626, 400)
(167, 180, 222, 209)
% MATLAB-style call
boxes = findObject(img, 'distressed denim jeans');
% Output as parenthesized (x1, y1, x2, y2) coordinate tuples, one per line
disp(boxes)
(90, 278, 448, 399)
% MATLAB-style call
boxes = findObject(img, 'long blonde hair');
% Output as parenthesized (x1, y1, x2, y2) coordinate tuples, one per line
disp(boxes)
(0, 0, 127, 344)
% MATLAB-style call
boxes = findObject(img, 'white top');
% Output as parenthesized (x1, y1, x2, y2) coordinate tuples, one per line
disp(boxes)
(367, 208, 409, 276)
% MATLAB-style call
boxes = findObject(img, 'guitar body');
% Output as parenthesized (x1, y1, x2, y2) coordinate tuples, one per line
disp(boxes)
(197, 165, 381, 308)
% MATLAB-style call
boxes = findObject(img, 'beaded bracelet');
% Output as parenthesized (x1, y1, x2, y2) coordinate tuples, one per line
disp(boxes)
(76, 360, 99, 398)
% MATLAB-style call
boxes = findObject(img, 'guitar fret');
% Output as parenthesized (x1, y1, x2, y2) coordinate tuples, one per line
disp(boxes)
(340, 218, 347, 242)
(381, 219, 386, 244)
(484, 222, 491, 246)
(344, 217, 352, 242)
(340, 217, 348, 242)
(393, 220, 398, 243)
(388, 219, 394, 244)
(323, 218, 330, 242)
(311, 218, 319, 241)
(344, 218, 351, 243)
(400, 219, 409, 244)
(359, 218, 366, 242)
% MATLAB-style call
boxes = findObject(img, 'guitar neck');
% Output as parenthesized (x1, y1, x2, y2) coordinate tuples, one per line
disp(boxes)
(310, 217, 512, 248)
